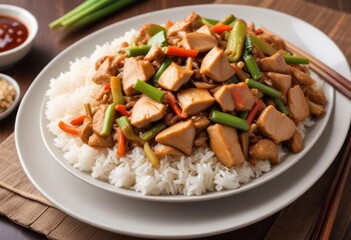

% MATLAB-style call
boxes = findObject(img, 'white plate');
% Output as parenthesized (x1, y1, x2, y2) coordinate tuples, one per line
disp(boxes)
(15, 4, 351, 239)
(39, 4, 334, 202)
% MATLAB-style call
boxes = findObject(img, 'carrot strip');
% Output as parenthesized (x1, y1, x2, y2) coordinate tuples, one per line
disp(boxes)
(165, 20, 173, 28)
(255, 28, 264, 35)
(165, 92, 188, 119)
(70, 115, 86, 126)
(104, 83, 111, 91)
(165, 46, 199, 58)
(246, 99, 263, 125)
(212, 24, 233, 34)
(58, 121, 79, 135)
(231, 90, 244, 109)
(115, 104, 131, 117)
(230, 63, 240, 73)
(117, 129, 126, 157)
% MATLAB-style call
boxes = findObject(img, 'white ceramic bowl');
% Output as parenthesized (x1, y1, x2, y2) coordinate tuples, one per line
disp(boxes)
(0, 73, 20, 120)
(0, 4, 38, 70)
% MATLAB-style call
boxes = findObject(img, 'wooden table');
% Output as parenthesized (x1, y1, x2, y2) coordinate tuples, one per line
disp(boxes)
(0, 0, 350, 239)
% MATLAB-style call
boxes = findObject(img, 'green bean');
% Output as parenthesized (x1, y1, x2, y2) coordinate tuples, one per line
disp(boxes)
(243, 54, 262, 80)
(151, 58, 172, 86)
(140, 122, 167, 141)
(274, 98, 289, 115)
(209, 110, 249, 131)
(101, 103, 117, 137)
(116, 116, 145, 145)
(245, 79, 282, 99)
(144, 142, 160, 167)
(147, 30, 168, 47)
(125, 45, 151, 57)
(133, 80, 165, 102)
(226, 20, 247, 62)
(110, 76, 124, 105)
(201, 17, 219, 26)
(248, 33, 277, 56)
(243, 35, 253, 55)
(283, 55, 310, 65)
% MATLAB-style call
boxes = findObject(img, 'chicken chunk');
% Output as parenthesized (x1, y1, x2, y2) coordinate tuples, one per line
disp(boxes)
(144, 44, 165, 62)
(200, 46, 235, 82)
(92, 104, 108, 136)
(167, 12, 202, 37)
(287, 85, 310, 123)
(213, 85, 235, 112)
(290, 67, 315, 86)
(266, 72, 291, 97)
(196, 25, 215, 36)
(122, 58, 155, 96)
(130, 95, 167, 129)
(157, 62, 193, 91)
(88, 133, 114, 148)
(258, 34, 287, 51)
(249, 139, 279, 163)
(256, 105, 296, 143)
(79, 118, 93, 144)
(92, 56, 118, 85)
(177, 88, 215, 116)
(155, 120, 196, 155)
(153, 143, 183, 158)
(228, 82, 256, 111)
(286, 130, 303, 153)
(207, 124, 245, 168)
(182, 32, 217, 53)
(257, 52, 290, 74)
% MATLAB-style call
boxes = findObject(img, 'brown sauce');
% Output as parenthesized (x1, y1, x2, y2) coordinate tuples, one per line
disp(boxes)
(0, 15, 28, 53)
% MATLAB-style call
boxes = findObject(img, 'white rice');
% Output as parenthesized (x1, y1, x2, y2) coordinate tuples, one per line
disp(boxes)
(45, 29, 317, 196)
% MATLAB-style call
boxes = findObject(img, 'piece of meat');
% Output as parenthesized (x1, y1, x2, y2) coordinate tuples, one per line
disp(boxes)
(177, 88, 215, 116)
(305, 87, 327, 106)
(192, 115, 210, 130)
(130, 94, 167, 129)
(287, 85, 310, 123)
(286, 130, 303, 153)
(213, 85, 235, 112)
(167, 12, 202, 37)
(92, 56, 118, 85)
(122, 58, 155, 95)
(157, 62, 193, 91)
(79, 118, 93, 144)
(228, 82, 256, 111)
(256, 105, 296, 143)
(258, 34, 287, 51)
(182, 32, 217, 53)
(200, 46, 235, 82)
(153, 143, 183, 158)
(207, 124, 245, 168)
(249, 138, 279, 163)
(196, 25, 215, 36)
(290, 67, 315, 86)
(144, 44, 165, 62)
(257, 52, 290, 74)
(133, 24, 158, 45)
(88, 133, 115, 148)
(92, 104, 108, 136)
(193, 130, 208, 148)
(265, 72, 291, 97)
(155, 120, 196, 155)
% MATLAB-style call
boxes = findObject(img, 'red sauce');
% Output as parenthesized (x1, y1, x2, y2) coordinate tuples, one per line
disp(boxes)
(0, 15, 28, 53)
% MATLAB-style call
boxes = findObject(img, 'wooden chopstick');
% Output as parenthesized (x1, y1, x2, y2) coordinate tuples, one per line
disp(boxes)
(262, 28, 351, 100)
(311, 128, 351, 240)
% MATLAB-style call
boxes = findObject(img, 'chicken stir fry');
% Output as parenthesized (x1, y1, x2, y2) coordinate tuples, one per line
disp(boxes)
(58, 12, 326, 168)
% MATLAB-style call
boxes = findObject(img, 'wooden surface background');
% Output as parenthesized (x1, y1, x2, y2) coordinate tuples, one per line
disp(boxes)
(0, 0, 350, 239)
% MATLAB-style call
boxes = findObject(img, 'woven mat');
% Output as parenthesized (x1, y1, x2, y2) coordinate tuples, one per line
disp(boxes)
(0, 134, 122, 240)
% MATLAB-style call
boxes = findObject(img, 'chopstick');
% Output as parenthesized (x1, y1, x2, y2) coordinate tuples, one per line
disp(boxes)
(311, 127, 351, 240)
(262, 28, 351, 100)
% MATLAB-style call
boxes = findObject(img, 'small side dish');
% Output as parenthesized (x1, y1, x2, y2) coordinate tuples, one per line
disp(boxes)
(46, 12, 327, 196)
(0, 73, 20, 120)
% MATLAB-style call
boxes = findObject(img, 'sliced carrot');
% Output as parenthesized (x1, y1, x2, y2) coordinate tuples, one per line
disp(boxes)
(231, 90, 244, 109)
(230, 63, 240, 73)
(212, 24, 233, 34)
(117, 129, 126, 157)
(255, 28, 264, 35)
(165, 20, 174, 29)
(246, 99, 263, 125)
(165, 92, 188, 119)
(165, 46, 199, 58)
(115, 104, 131, 117)
(104, 83, 111, 91)
(58, 121, 79, 135)
(70, 115, 86, 126)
